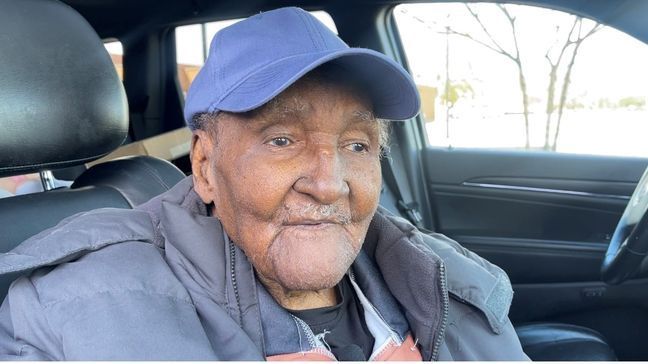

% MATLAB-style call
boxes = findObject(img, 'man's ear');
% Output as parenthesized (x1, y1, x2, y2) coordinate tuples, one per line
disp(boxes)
(190, 129, 217, 204)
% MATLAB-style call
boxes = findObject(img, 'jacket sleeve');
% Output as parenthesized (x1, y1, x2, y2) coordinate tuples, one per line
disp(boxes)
(0, 242, 221, 360)
(0, 276, 59, 360)
(438, 298, 530, 360)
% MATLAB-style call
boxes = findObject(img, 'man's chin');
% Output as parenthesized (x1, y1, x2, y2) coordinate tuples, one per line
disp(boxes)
(273, 245, 355, 289)
(267, 237, 359, 292)
(273, 265, 348, 292)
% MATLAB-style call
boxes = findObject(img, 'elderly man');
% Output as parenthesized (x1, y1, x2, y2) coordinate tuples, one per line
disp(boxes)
(0, 7, 527, 360)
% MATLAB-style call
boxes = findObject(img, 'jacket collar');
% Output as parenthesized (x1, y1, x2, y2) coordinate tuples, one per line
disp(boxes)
(152, 178, 432, 359)
(149, 178, 267, 359)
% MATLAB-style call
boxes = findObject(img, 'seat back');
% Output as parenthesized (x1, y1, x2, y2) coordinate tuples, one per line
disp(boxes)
(0, 0, 186, 298)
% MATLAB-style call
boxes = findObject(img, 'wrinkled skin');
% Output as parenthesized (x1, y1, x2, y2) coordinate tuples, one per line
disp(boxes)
(191, 76, 382, 309)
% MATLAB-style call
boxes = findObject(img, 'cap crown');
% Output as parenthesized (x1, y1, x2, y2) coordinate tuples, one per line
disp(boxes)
(184, 6, 420, 125)
(190, 8, 347, 110)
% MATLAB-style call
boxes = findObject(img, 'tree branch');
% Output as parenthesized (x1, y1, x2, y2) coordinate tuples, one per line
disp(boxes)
(547, 18, 579, 66)
(464, 4, 510, 56)
(498, 4, 521, 59)
(445, 28, 513, 59)
(552, 19, 602, 150)
(580, 22, 602, 40)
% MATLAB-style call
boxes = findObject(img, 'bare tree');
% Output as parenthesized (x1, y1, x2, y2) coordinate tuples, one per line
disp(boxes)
(550, 19, 602, 150)
(404, 4, 603, 150)
(543, 22, 575, 150)
(543, 18, 601, 150)
(447, 4, 531, 148)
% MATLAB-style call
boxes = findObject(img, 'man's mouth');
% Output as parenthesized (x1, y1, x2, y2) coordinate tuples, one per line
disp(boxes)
(284, 219, 339, 227)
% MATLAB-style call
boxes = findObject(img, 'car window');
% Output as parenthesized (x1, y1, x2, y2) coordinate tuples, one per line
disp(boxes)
(0, 174, 41, 198)
(175, 11, 337, 97)
(394, 3, 648, 158)
(0, 173, 73, 199)
(104, 40, 123, 80)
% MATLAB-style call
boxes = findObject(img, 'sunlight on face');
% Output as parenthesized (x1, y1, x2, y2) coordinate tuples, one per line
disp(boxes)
(206, 75, 383, 293)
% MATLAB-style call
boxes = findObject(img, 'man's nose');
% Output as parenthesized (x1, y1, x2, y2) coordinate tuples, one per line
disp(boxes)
(293, 146, 349, 204)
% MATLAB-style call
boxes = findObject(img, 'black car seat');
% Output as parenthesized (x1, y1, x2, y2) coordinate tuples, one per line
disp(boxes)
(515, 322, 617, 360)
(0, 0, 185, 297)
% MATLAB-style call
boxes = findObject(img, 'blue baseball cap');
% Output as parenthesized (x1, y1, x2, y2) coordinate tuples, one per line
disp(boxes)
(184, 7, 420, 128)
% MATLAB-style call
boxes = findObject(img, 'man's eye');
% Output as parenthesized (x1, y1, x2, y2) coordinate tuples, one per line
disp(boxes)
(267, 137, 292, 147)
(346, 142, 369, 153)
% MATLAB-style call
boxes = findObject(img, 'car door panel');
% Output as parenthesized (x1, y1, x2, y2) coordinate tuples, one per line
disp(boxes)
(433, 184, 626, 243)
(424, 147, 648, 187)
(424, 148, 647, 248)
(456, 235, 606, 283)
(422, 146, 648, 359)
(424, 147, 648, 278)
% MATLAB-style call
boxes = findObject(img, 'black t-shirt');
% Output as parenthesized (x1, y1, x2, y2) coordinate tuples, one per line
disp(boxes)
(288, 276, 375, 361)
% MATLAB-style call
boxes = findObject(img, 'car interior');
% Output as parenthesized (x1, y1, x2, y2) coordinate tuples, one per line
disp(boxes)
(1, 0, 648, 360)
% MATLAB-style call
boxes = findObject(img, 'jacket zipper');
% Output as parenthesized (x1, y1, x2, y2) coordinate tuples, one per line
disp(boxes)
(348, 270, 403, 344)
(292, 315, 318, 348)
(431, 262, 449, 361)
(291, 316, 337, 360)
(228, 239, 243, 327)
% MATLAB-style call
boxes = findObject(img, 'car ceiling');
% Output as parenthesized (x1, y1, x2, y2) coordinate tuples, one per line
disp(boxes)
(62, 0, 648, 45)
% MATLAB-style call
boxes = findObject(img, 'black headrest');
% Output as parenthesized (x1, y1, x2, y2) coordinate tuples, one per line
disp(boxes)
(0, 0, 128, 177)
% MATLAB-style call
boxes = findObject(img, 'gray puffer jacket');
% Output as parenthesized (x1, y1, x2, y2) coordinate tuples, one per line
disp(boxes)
(0, 177, 528, 360)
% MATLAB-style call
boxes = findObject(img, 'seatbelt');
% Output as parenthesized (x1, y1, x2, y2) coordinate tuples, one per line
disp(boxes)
(381, 155, 425, 230)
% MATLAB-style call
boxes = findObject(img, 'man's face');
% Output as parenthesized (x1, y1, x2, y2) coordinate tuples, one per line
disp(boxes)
(192, 76, 382, 293)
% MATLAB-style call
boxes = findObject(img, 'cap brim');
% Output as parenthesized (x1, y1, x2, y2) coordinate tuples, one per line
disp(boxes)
(212, 48, 420, 121)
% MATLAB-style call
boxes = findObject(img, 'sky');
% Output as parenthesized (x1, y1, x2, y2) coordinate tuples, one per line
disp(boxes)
(392, 3, 648, 156)
(394, 3, 648, 111)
